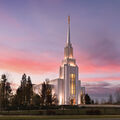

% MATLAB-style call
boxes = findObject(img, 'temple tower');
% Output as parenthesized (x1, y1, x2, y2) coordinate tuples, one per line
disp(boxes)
(59, 16, 79, 105)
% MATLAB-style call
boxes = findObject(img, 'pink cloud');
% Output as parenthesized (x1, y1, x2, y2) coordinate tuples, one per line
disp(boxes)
(82, 77, 120, 82)
(0, 44, 120, 83)
(76, 50, 120, 73)
(0, 57, 59, 74)
(0, 47, 59, 74)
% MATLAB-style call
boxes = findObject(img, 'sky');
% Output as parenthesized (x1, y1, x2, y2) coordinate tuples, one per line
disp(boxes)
(0, 0, 120, 101)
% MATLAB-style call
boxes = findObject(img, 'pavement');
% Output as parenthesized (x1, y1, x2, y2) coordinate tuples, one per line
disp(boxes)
(79, 105, 120, 108)
(55, 119, 120, 120)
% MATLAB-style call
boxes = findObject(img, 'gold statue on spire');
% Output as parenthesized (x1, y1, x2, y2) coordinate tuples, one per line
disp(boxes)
(68, 16, 70, 24)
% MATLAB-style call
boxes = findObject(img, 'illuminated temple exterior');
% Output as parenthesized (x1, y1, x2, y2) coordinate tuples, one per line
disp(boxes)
(34, 16, 85, 105)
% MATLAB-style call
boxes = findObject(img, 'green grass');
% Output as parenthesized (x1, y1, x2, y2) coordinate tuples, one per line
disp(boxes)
(0, 107, 120, 115)
(0, 115, 120, 120)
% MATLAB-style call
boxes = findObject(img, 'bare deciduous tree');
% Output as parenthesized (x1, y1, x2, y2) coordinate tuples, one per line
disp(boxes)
(115, 88, 120, 104)
(108, 94, 113, 104)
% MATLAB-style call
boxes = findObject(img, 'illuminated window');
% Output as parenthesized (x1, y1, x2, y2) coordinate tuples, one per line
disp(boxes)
(70, 74, 76, 95)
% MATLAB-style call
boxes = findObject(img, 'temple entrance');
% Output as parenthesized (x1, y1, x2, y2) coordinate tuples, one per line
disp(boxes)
(70, 98, 76, 105)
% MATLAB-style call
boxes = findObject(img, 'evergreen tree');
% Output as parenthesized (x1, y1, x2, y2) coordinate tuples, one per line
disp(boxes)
(85, 94, 91, 104)
(32, 94, 40, 106)
(41, 82, 46, 105)
(12, 74, 33, 109)
(115, 88, 120, 104)
(21, 73, 27, 105)
(12, 87, 22, 109)
(0, 74, 12, 110)
(26, 76, 33, 105)
(108, 94, 113, 104)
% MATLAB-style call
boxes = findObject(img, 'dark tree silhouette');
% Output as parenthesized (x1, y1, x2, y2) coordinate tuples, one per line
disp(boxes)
(12, 74, 33, 108)
(108, 94, 113, 104)
(26, 76, 33, 105)
(115, 88, 120, 104)
(85, 94, 91, 104)
(40, 80, 58, 106)
(46, 81, 52, 105)
(0, 74, 12, 110)
(41, 82, 46, 105)
(32, 94, 41, 106)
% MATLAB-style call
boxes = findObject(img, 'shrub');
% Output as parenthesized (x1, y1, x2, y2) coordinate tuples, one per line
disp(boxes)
(86, 109, 101, 115)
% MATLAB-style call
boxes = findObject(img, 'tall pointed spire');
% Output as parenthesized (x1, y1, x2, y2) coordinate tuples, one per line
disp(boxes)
(64, 16, 73, 59)
(67, 16, 71, 46)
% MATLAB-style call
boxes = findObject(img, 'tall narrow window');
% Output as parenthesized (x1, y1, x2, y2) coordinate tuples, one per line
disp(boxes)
(70, 74, 76, 95)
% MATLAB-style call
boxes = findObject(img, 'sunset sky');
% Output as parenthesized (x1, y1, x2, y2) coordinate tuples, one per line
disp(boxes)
(0, 0, 120, 101)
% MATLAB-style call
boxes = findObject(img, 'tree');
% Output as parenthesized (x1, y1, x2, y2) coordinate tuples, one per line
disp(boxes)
(115, 88, 120, 104)
(101, 98, 106, 104)
(11, 87, 22, 109)
(52, 94, 58, 105)
(12, 74, 33, 109)
(95, 99, 99, 104)
(0, 74, 12, 110)
(41, 82, 46, 105)
(108, 94, 113, 104)
(81, 94, 85, 104)
(40, 80, 58, 106)
(26, 76, 33, 105)
(85, 94, 91, 104)
(91, 99, 94, 104)
(46, 81, 52, 105)
(20, 73, 27, 106)
(32, 94, 41, 106)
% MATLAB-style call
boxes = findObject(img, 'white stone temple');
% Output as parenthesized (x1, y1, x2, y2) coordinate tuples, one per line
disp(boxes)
(34, 16, 85, 105)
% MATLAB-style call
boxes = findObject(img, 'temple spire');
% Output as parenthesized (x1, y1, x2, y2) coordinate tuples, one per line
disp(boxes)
(64, 16, 73, 59)
(67, 16, 71, 46)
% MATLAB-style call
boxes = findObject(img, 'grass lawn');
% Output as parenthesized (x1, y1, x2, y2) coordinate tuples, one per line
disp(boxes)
(0, 115, 120, 120)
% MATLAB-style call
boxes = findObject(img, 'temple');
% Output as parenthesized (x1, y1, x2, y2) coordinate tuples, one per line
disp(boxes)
(34, 16, 85, 105)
